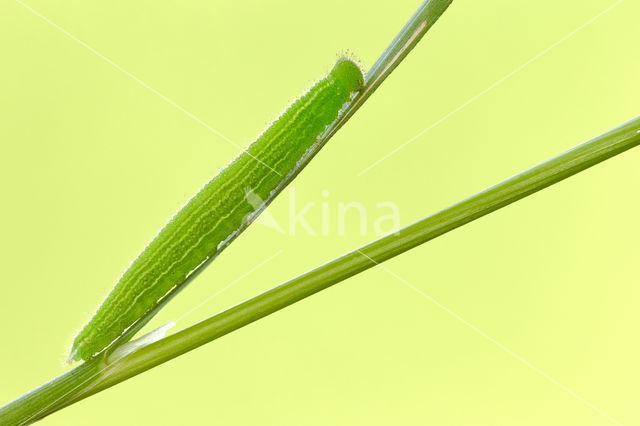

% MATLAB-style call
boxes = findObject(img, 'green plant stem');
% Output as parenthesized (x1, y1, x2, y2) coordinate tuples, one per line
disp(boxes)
(3, 114, 639, 424)
(78, 114, 640, 399)
(324, 0, 454, 140)
(104, 0, 454, 356)
(0, 1, 454, 424)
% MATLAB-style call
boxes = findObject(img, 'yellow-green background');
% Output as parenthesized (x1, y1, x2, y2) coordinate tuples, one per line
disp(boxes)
(1, 0, 639, 424)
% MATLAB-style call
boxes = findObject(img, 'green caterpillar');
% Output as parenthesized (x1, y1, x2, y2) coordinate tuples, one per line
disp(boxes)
(69, 58, 364, 361)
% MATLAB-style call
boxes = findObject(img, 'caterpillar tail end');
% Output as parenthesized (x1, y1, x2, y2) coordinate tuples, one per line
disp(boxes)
(66, 346, 81, 364)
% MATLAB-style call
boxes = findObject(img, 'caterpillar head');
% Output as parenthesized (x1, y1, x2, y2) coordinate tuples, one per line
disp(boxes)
(330, 58, 364, 94)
